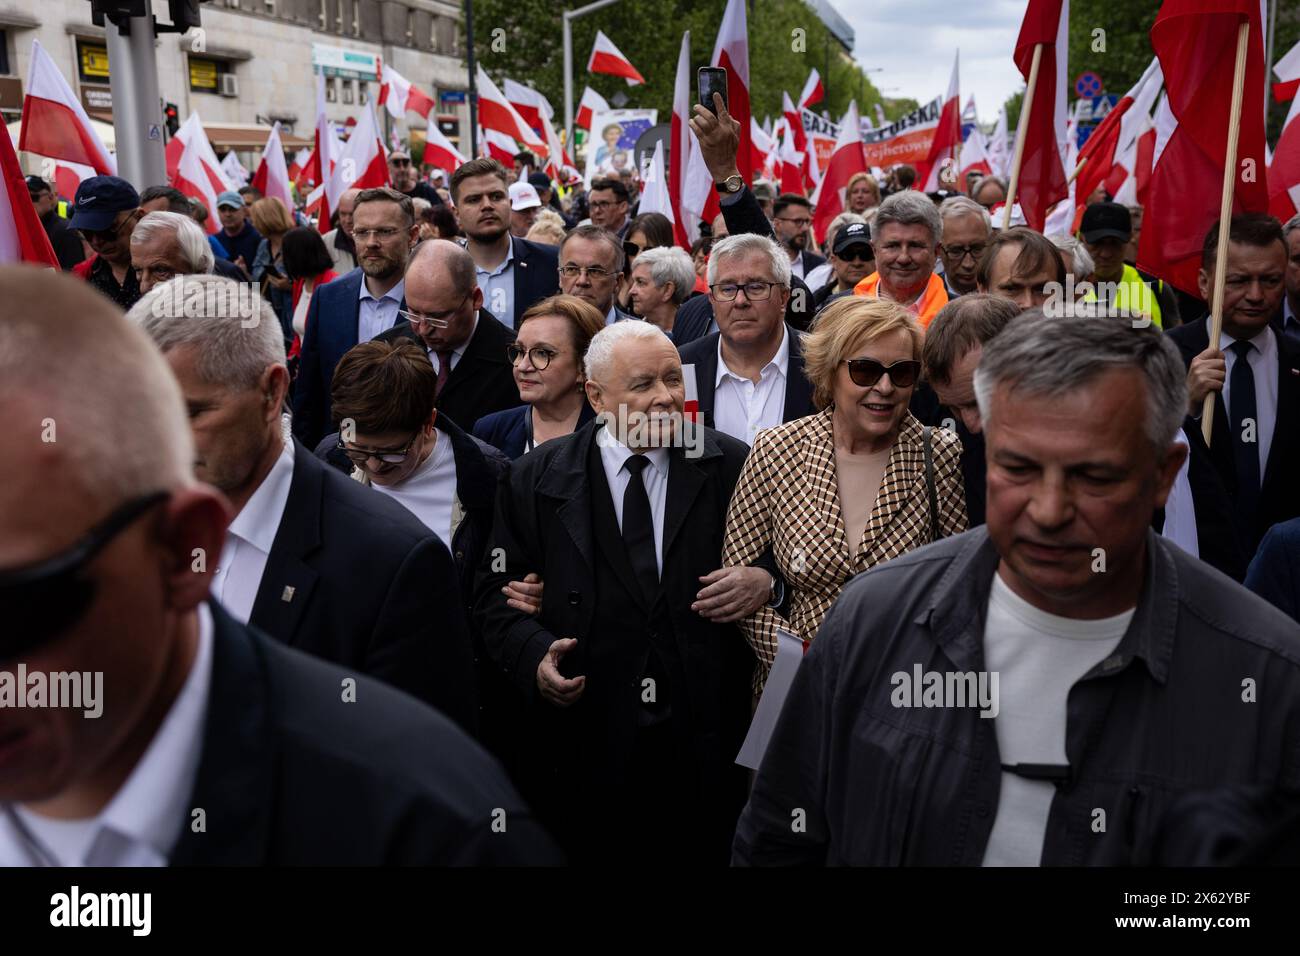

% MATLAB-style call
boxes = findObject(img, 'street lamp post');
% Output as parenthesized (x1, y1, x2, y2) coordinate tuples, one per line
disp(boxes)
(563, 0, 623, 147)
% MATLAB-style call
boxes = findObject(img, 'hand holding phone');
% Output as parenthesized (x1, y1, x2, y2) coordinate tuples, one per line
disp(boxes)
(697, 67, 728, 115)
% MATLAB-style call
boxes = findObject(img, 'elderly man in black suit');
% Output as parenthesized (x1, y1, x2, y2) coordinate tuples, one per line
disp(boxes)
(128, 274, 477, 735)
(375, 239, 520, 433)
(677, 233, 815, 446)
(0, 267, 557, 866)
(453, 157, 560, 330)
(474, 320, 770, 865)
(1168, 213, 1300, 562)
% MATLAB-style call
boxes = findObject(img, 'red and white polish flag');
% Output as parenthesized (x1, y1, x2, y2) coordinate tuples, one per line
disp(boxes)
(422, 114, 468, 172)
(378, 62, 436, 120)
(575, 87, 609, 132)
(251, 121, 294, 209)
(1269, 38, 1300, 220)
(332, 100, 389, 196)
(19, 39, 115, 175)
(1012, 0, 1070, 231)
(811, 101, 867, 245)
(798, 68, 824, 109)
(921, 51, 962, 191)
(587, 30, 645, 86)
(504, 78, 555, 137)
(1, 124, 59, 267)
(475, 66, 547, 156)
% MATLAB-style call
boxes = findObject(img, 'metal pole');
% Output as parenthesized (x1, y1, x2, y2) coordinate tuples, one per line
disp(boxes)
(104, 13, 165, 188)
(562, 0, 623, 154)
(465, 0, 477, 157)
(1266, 0, 1279, 129)
(564, 13, 573, 147)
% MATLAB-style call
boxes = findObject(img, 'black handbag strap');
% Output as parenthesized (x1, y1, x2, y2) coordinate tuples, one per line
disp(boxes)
(922, 425, 941, 543)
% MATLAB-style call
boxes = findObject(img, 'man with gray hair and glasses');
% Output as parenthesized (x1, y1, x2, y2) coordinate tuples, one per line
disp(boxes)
(735, 316, 1300, 866)
(937, 196, 993, 298)
(128, 274, 477, 733)
(853, 190, 950, 327)
(129, 210, 216, 294)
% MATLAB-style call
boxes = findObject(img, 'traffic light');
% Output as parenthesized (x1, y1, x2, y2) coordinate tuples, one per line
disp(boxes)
(164, 102, 180, 137)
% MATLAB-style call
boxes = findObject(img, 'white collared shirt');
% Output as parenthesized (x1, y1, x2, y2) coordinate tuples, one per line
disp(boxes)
(788, 250, 805, 280)
(1160, 429, 1198, 559)
(358, 277, 406, 342)
(429, 313, 480, 375)
(475, 240, 516, 329)
(1212, 318, 1278, 478)
(712, 324, 790, 446)
(371, 430, 458, 546)
(596, 427, 670, 574)
(210, 440, 296, 624)
(0, 604, 215, 867)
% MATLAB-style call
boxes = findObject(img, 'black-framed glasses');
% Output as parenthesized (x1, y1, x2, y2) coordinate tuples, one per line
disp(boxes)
(390, 158, 413, 168)
(588, 200, 624, 211)
(944, 244, 987, 263)
(507, 344, 560, 370)
(559, 264, 616, 281)
(844, 359, 921, 389)
(337, 431, 421, 466)
(0, 491, 169, 662)
(775, 217, 812, 228)
(399, 291, 470, 330)
(710, 281, 779, 302)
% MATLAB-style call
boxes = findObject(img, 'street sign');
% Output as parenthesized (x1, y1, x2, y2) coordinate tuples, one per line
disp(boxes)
(147, 123, 161, 141)
(1074, 71, 1103, 98)
(1075, 94, 1119, 148)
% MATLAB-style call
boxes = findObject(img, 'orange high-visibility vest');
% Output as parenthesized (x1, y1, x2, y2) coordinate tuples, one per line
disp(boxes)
(853, 271, 950, 328)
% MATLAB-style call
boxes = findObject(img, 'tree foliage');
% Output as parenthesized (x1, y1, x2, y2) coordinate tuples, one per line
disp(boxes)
(469, 0, 886, 133)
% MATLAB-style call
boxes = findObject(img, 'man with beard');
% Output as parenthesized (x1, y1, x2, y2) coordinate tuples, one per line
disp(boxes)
(771, 193, 825, 282)
(388, 149, 443, 206)
(853, 190, 949, 328)
(453, 158, 559, 330)
(292, 187, 417, 446)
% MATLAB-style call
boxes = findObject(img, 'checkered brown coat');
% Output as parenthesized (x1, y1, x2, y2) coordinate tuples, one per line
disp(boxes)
(722, 408, 968, 687)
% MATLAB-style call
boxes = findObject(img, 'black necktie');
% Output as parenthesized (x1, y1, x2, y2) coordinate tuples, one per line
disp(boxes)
(621, 455, 660, 604)
(1229, 340, 1261, 524)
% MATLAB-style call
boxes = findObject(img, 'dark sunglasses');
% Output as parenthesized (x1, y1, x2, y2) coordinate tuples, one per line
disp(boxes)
(836, 245, 874, 263)
(844, 358, 921, 389)
(0, 491, 168, 662)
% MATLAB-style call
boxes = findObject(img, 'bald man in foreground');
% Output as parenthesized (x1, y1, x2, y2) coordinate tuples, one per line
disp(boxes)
(0, 267, 558, 866)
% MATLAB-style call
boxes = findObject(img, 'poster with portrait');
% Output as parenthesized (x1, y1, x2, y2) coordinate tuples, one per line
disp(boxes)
(583, 109, 658, 185)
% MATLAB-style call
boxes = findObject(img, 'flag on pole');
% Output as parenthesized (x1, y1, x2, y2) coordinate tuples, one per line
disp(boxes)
(874, 103, 888, 128)
(0, 125, 59, 267)
(638, 140, 674, 223)
(587, 31, 645, 86)
(18, 40, 115, 176)
(166, 112, 235, 195)
(920, 51, 961, 191)
(775, 118, 807, 195)
(988, 106, 1010, 176)
(811, 102, 867, 244)
(174, 134, 223, 235)
(1274, 37, 1300, 102)
(475, 66, 547, 155)
(669, 31, 697, 248)
(504, 78, 555, 137)
(220, 150, 250, 187)
(1074, 56, 1162, 209)
(958, 126, 993, 182)
(482, 128, 519, 164)
(423, 114, 468, 172)
(332, 100, 389, 196)
(307, 73, 337, 232)
(1138, 0, 1270, 294)
(798, 69, 824, 108)
(1011, 0, 1070, 231)
(251, 122, 293, 208)
(575, 87, 609, 132)
(712, 0, 754, 186)
(288, 147, 312, 187)
(378, 62, 436, 120)
(1269, 39, 1300, 220)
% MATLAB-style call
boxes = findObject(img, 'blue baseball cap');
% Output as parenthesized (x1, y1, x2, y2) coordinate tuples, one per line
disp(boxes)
(67, 176, 140, 232)
(216, 191, 244, 209)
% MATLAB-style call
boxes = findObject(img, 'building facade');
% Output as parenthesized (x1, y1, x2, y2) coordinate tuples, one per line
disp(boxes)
(0, 0, 470, 160)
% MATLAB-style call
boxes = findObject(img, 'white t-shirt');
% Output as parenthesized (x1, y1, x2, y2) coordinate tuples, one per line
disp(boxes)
(980, 571, 1132, 867)
(371, 431, 457, 546)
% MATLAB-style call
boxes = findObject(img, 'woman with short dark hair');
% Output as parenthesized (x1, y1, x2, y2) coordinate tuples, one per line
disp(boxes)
(282, 226, 339, 363)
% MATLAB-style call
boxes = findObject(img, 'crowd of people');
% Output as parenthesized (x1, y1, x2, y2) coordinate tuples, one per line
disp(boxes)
(7, 91, 1300, 868)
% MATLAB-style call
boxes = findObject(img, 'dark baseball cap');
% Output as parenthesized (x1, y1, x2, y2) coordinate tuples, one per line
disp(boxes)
(1080, 202, 1132, 243)
(833, 222, 872, 256)
(68, 176, 140, 232)
(528, 172, 552, 192)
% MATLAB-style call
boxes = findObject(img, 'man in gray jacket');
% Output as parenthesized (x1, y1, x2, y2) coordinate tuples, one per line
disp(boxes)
(734, 315, 1300, 866)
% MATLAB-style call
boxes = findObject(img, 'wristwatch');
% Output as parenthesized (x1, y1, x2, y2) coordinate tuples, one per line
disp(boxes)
(715, 174, 744, 195)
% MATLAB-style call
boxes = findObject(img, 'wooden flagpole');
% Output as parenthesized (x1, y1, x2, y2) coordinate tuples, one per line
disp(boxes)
(1202, 20, 1253, 446)
(1003, 43, 1042, 229)
(1067, 155, 1087, 185)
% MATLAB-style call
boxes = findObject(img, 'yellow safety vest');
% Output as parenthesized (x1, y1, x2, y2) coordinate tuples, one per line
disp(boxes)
(1106, 264, 1163, 329)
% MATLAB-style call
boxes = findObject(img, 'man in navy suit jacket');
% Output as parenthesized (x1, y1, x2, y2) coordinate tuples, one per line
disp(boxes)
(292, 187, 419, 446)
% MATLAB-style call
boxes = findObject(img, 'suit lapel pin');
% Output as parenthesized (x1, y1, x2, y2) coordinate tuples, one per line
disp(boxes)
(281, 585, 296, 603)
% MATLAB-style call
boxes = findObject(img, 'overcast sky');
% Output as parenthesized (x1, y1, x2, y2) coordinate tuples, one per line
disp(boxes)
(842, 0, 1028, 125)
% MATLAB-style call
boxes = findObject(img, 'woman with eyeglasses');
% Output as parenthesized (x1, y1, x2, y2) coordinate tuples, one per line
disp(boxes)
(721, 296, 968, 689)
(471, 295, 604, 459)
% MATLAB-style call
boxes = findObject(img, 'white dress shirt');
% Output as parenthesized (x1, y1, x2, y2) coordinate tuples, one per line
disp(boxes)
(1160, 430, 1198, 558)
(430, 313, 479, 375)
(596, 427, 670, 574)
(0, 604, 215, 867)
(788, 250, 805, 281)
(475, 240, 516, 329)
(712, 323, 790, 446)
(357, 276, 406, 342)
(1213, 318, 1278, 478)
(371, 431, 458, 546)
(210, 440, 296, 624)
